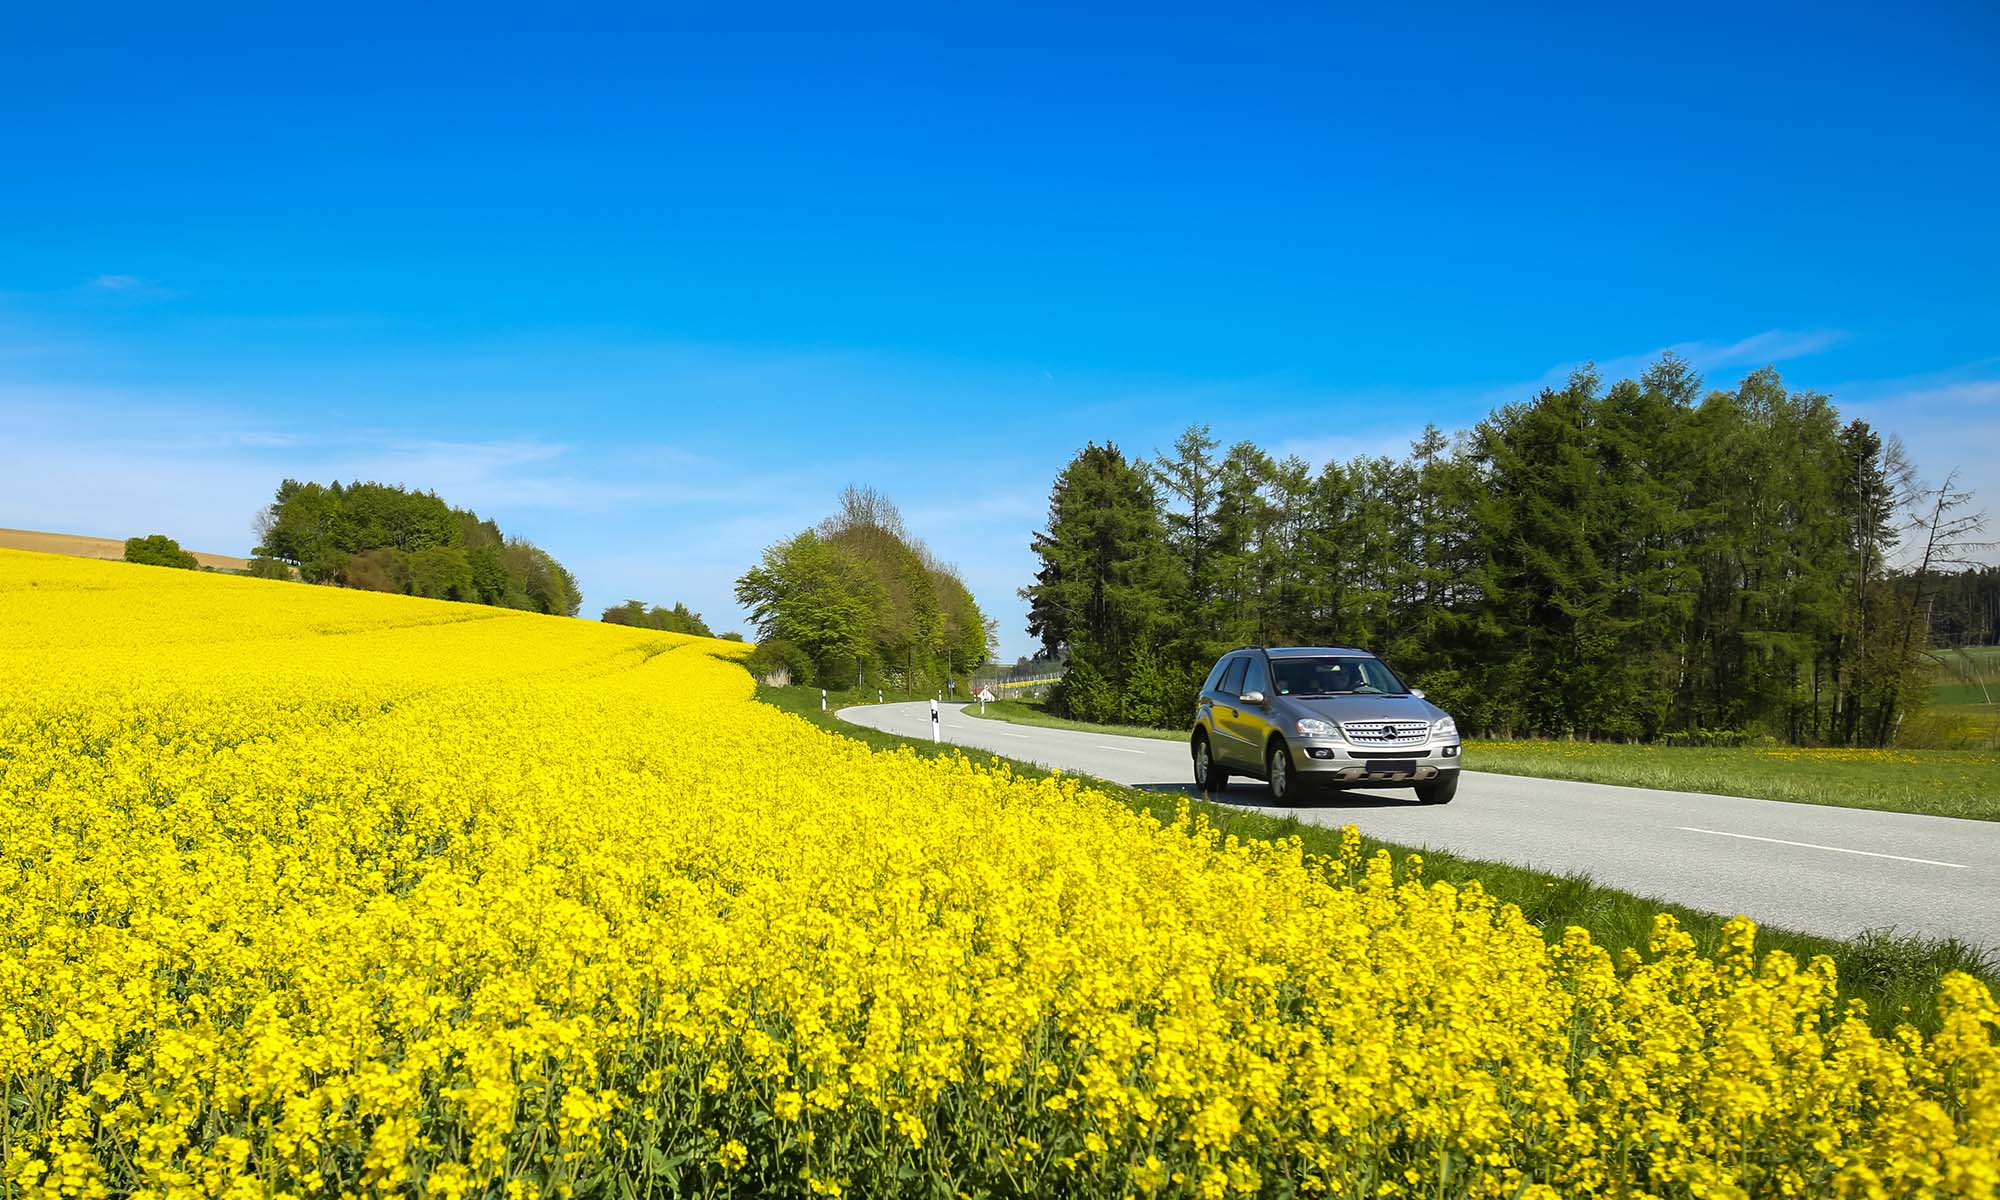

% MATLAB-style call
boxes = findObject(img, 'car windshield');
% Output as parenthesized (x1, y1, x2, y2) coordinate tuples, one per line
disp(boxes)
(1269, 656, 1408, 697)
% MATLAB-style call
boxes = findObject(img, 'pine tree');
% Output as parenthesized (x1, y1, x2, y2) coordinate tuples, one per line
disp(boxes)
(1152, 425, 1225, 677)
(1469, 367, 1615, 736)
(1023, 444, 1179, 721)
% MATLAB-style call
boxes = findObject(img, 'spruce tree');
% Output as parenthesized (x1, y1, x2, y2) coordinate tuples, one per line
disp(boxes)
(1023, 444, 1179, 722)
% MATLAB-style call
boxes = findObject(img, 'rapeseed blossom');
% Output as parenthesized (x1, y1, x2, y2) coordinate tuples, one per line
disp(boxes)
(0, 549, 1994, 1199)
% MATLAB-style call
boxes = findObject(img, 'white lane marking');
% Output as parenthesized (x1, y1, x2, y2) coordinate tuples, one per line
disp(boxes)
(1676, 826, 1969, 870)
(1096, 744, 1149, 754)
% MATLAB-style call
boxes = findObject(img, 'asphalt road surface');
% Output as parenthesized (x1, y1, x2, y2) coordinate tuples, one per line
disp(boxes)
(841, 701, 2000, 952)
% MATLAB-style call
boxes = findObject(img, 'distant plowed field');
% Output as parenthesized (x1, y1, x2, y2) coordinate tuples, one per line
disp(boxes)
(0, 526, 250, 571)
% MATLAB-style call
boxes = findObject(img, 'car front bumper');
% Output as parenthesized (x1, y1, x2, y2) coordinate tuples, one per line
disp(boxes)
(1290, 738, 1461, 785)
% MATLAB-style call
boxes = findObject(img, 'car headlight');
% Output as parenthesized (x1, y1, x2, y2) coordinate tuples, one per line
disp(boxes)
(1294, 718, 1338, 738)
(1431, 715, 1458, 739)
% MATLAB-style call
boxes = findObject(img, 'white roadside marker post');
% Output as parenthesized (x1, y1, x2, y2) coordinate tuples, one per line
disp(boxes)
(820, 688, 826, 712)
(877, 688, 883, 704)
(930, 697, 940, 743)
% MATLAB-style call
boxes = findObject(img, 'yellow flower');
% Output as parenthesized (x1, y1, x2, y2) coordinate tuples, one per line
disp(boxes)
(0, 547, 1991, 1200)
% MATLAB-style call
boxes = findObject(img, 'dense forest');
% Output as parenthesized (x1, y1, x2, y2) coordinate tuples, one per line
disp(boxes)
(1024, 356, 1988, 746)
(736, 487, 994, 691)
(253, 479, 582, 616)
(1932, 566, 2000, 647)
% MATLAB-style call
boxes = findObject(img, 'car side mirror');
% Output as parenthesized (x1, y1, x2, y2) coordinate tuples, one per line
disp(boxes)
(1409, 688, 1425, 699)
(1239, 690, 1265, 706)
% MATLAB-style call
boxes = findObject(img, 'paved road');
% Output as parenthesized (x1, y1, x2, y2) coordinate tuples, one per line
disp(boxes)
(841, 701, 2000, 952)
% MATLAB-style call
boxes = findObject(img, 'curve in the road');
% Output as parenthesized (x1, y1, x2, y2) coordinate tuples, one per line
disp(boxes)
(839, 700, 2000, 952)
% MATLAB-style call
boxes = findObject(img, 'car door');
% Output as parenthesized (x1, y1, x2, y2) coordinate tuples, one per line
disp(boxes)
(1233, 653, 1276, 769)
(1208, 656, 1256, 767)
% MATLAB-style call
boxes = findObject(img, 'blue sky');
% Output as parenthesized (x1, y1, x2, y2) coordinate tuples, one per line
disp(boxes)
(2, 1, 1995, 657)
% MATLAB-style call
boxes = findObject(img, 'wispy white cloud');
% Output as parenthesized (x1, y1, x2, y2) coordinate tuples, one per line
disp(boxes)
(81, 274, 185, 299)
(1522, 328, 1847, 397)
(1805, 360, 2000, 566)
(0, 277, 185, 309)
(377, 437, 570, 471)
(162, 430, 316, 451)
(1677, 328, 1848, 371)
(1868, 380, 2000, 410)
(1235, 330, 1848, 471)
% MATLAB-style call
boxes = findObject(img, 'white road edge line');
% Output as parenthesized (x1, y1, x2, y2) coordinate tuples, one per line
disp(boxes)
(1096, 744, 1148, 754)
(1676, 826, 1969, 869)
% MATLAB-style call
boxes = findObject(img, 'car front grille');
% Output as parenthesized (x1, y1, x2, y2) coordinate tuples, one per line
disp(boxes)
(1340, 719, 1430, 747)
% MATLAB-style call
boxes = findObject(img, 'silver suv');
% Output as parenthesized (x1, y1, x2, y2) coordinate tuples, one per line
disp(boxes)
(1190, 646, 1462, 804)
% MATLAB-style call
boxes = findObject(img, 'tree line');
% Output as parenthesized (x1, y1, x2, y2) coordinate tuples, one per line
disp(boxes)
(253, 479, 582, 616)
(1025, 356, 1988, 746)
(601, 598, 742, 640)
(1932, 566, 2000, 648)
(736, 487, 994, 691)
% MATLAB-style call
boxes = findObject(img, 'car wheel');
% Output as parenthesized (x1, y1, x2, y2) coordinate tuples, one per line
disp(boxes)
(1267, 741, 1294, 803)
(1193, 733, 1228, 793)
(1415, 773, 1458, 805)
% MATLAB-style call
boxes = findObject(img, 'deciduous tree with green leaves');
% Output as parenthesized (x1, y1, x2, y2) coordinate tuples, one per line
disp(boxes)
(252, 479, 581, 615)
(602, 599, 714, 637)
(737, 488, 993, 692)
(123, 534, 200, 570)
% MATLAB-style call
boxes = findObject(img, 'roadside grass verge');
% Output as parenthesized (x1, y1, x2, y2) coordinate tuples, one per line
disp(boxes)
(764, 684, 1998, 1036)
(964, 696, 2000, 821)
(963, 697, 1184, 741)
(1468, 740, 2000, 822)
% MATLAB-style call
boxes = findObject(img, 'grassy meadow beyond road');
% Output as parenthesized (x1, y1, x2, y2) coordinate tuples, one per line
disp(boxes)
(1469, 740, 2000, 822)
(964, 699, 2000, 822)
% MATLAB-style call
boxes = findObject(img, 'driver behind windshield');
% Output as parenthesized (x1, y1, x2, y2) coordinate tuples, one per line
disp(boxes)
(1275, 660, 1349, 695)
(1272, 657, 1401, 696)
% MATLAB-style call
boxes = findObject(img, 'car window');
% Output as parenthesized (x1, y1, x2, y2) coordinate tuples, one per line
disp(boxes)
(1352, 658, 1406, 693)
(1202, 656, 1230, 694)
(1269, 656, 1408, 696)
(1273, 657, 1344, 695)
(1241, 655, 1269, 698)
(1217, 657, 1248, 697)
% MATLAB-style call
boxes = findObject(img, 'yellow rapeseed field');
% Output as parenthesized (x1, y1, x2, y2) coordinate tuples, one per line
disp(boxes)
(1, 549, 1994, 1200)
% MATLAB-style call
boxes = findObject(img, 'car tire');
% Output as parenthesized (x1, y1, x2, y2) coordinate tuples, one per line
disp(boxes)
(1415, 772, 1459, 805)
(1193, 732, 1228, 793)
(1266, 740, 1295, 804)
